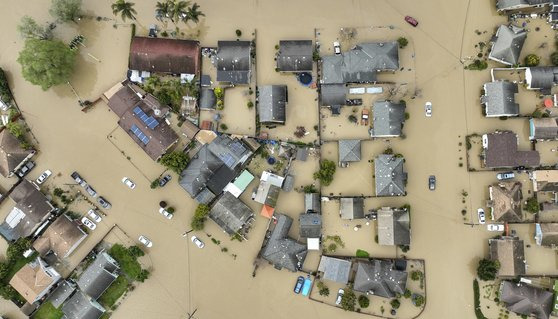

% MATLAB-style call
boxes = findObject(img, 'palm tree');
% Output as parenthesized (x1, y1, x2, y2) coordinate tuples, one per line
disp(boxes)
(186, 3, 204, 24)
(155, 1, 170, 28)
(111, 0, 137, 22)
(168, 0, 190, 25)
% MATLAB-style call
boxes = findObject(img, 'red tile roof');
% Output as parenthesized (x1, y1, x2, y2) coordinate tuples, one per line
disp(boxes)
(129, 37, 200, 75)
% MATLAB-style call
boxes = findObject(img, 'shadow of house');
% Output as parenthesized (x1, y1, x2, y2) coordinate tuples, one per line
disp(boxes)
(209, 191, 254, 237)
(489, 236, 526, 277)
(377, 207, 410, 246)
(216, 41, 252, 85)
(374, 154, 407, 197)
(277, 40, 313, 73)
(488, 25, 527, 66)
(371, 100, 406, 138)
(500, 281, 553, 319)
(260, 214, 307, 272)
(487, 181, 523, 222)
(481, 81, 519, 117)
(0, 130, 35, 178)
(353, 259, 407, 298)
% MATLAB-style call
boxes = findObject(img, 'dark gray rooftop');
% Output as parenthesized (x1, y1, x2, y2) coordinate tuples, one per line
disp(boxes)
(304, 193, 320, 213)
(47, 280, 76, 308)
(377, 207, 410, 246)
(484, 131, 540, 168)
(340, 197, 365, 220)
(200, 88, 216, 110)
(216, 41, 251, 84)
(489, 25, 527, 65)
(353, 260, 407, 298)
(277, 40, 313, 72)
(62, 290, 105, 319)
(500, 281, 553, 319)
(76, 251, 119, 300)
(261, 214, 307, 272)
(299, 213, 322, 238)
(371, 100, 406, 137)
(320, 84, 347, 106)
(526, 67, 558, 92)
(209, 191, 254, 235)
(482, 81, 519, 117)
(374, 155, 407, 196)
(258, 85, 287, 125)
(317, 256, 351, 285)
(339, 139, 361, 163)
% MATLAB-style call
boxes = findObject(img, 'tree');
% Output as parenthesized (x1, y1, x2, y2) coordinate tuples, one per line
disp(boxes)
(17, 39, 76, 90)
(552, 52, 558, 66)
(128, 245, 145, 257)
(136, 269, 150, 282)
(313, 159, 336, 186)
(317, 281, 329, 296)
(525, 197, 540, 214)
(50, 0, 82, 23)
(168, 0, 190, 25)
(397, 37, 408, 49)
(410, 270, 423, 281)
(191, 204, 209, 230)
(0, 263, 9, 280)
(155, 1, 171, 27)
(111, 0, 137, 22)
(413, 294, 425, 307)
(0, 68, 12, 104)
(340, 287, 356, 311)
(524, 54, 540, 67)
(390, 299, 401, 309)
(7, 238, 31, 262)
(477, 258, 500, 281)
(186, 2, 204, 23)
(17, 16, 53, 40)
(160, 151, 189, 174)
(358, 295, 370, 308)
(6, 122, 24, 140)
(0, 285, 18, 300)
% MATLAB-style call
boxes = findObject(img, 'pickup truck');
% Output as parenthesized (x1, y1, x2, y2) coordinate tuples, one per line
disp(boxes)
(361, 109, 369, 126)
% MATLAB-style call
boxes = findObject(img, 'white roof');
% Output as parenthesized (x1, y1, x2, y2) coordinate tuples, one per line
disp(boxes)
(5, 207, 25, 228)
(223, 183, 242, 198)
(307, 238, 320, 250)
(260, 171, 285, 187)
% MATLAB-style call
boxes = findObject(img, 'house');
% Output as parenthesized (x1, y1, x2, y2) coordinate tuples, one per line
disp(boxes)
(216, 41, 252, 84)
(338, 139, 361, 166)
(525, 67, 558, 93)
(535, 223, 558, 247)
(489, 236, 526, 277)
(260, 214, 307, 272)
(377, 207, 410, 246)
(76, 251, 120, 300)
(128, 37, 200, 77)
(46, 280, 76, 308)
(320, 84, 347, 108)
(258, 85, 287, 125)
(500, 281, 553, 319)
(532, 170, 558, 192)
(374, 154, 407, 196)
(488, 25, 527, 66)
(304, 193, 320, 213)
(62, 290, 106, 319)
(0, 130, 35, 177)
(180, 119, 200, 142)
(371, 100, 406, 137)
(253, 181, 281, 207)
(481, 81, 519, 117)
(482, 131, 540, 168)
(223, 170, 255, 198)
(104, 81, 179, 161)
(530, 118, 558, 140)
(488, 181, 523, 222)
(179, 134, 254, 204)
(496, 0, 551, 13)
(276, 40, 313, 72)
(32, 214, 87, 258)
(209, 191, 254, 236)
(9, 257, 61, 304)
(0, 179, 55, 241)
(299, 212, 321, 250)
(353, 259, 407, 298)
(317, 256, 352, 285)
(199, 88, 216, 110)
(340, 197, 364, 219)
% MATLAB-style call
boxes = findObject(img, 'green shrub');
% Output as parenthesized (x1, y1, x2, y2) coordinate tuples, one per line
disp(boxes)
(524, 54, 540, 67)
(191, 204, 210, 230)
(235, 29, 241, 37)
(160, 151, 189, 174)
(397, 37, 408, 48)
(358, 295, 370, 308)
(340, 287, 356, 311)
(525, 197, 539, 214)
(356, 249, 369, 258)
(551, 52, 558, 66)
(390, 299, 400, 309)
(473, 279, 488, 319)
(476, 258, 500, 281)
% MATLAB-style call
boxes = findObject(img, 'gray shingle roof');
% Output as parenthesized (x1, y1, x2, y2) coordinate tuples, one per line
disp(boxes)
(253, 181, 281, 207)
(200, 88, 216, 110)
(374, 155, 406, 196)
(489, 25, 527, 65)
(62, 290, 106, 319)
(209, 191, 254, 235)
(340, 197, 365, 219)
(299, 213, 322, 238)
(488, 181, 523, 222)
(339, 139, 361, 163)
(216, 41, 251, 84)
(304, 193, 320, 213)
(47, 280, 76, 308)
(353, 260, 407, 298)
(76, 252, 119, 300)
(377, 207, 410, 246)
(371, 100, 406, 137)
(526, 67, 558, 92)
(530, 118, 558, 140)
(535, 223, 558, 247)
(277, 40, 313, 72)
(0, 130, 34, 178)
(500, 281, 553, 319)
(317, 256, 351, 285)
(261, 214, 307, 272)
(482, 81, 519, 117)
(258, 85, 287, 124)
(320, 84, 347, 106)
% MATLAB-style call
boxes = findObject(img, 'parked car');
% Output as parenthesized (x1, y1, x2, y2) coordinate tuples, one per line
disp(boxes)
(191, 235, 205, 248)
(36, 170, 52, 185)
(85, 185, 97, 198)
(158, 207, 173, 220)
(477, 208, 486, 224)
(335, 289, 344, 305)
(159, 174, 172, 187)
(428, 175, 436, 190)
(87, 209, 102, 223)
(496, 172, 515, 180)
(98, 197, 112, 209)
(425, 101, 432, 117)
(333, 41, 341, 55)
(71, 171, 82, 184)
(405, 15, 419, 27)
(16, 161, 35, 178)
(346, 99, 363, 106)
(81, 217, 96, 230)
(361, 109, 370, 126)
(139, 235, 153, 248)
(293, 276, 305, 294)
(121, 177, 136, 189)
(487, 224, 504, 232)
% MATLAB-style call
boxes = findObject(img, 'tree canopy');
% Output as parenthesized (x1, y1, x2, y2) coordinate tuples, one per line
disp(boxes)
(17, 16, 53, 40)
(111, 0, 137, 22)
(340, 287, 356, 311)
(476, 258, 500, 281)
(17, 39, 76, 90)
(313, 159, 336, 186)
(160, 151, 189, 174)
(49, 0, 82, 23)
(191, 204, 210, 230)
(524, 54, 540, 67)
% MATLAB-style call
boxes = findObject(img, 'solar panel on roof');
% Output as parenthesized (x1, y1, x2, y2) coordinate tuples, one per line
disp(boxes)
(221, 154, 235, 168)
(133, 106, 160, 129)
(133, 106, 142, 115)
(229, 141, 246, 155)
(131, 124, 150, 145)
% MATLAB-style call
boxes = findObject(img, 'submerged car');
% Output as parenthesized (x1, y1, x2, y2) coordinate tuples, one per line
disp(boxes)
(191, 235, 205, 248)
(139, 235, 153, 248)
(487, 224, 504, 232)
(428, 175, 436, 190)
(293, 276, 305, 294)
(87, 209, 102, 223)
(333, 41, 341, 55)
(159, 174, 172, 187)
(477, 208, 486, 224)
(81, 217, 96, 230)
(16, 161, 35, 178)
(98, 197, 111, 209)
(425, 102, 432, 117)
(36, 170, 52, 185)
(122, 177, 136, 189)
(85, 185, 97, 198)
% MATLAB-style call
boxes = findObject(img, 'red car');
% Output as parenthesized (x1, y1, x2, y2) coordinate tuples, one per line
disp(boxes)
(405, 16, 418, 27)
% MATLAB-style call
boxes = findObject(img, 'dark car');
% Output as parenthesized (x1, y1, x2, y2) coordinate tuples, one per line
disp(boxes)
(16, 161, 35, 178)
(71, 171, 82, 183)
(293, 276, 305, 294)
(98, 196, 112, 210)
(346, 99, 363, 106)
(405, 16, 419, 27)
(428, 175, 436, 190)
(85, 185, 97, 198)
(159, 174, 172, 187)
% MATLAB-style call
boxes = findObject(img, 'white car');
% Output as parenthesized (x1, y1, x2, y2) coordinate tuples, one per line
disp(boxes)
(191, 235, 205, 248)
(333, 41, 341, 55)
(425, 102, 432, 117)
(121, 177, 136, 189)
(87, 209, 102, 223)
(158, 207, 173, 220)
(335, 289, 344, 305)
(477, 208, 486, 224)
(139, 235, 153, 248)
(81, 217, 96, 230)
(36, 170, 52, 185)
(487, 224, 504, 232)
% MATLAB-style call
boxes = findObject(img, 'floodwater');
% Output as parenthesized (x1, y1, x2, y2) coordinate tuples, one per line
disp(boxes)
(0, 0, 557, 319)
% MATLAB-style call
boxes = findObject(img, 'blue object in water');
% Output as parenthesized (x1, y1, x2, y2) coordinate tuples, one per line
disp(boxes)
(298, 72, 312, 86)
(267, 157, 276, 165)
(301, 277, 312, 296)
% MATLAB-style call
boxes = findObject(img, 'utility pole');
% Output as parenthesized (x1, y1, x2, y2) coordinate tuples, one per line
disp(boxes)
(186, 309, 197, 319)
(182, 229, 194, 237)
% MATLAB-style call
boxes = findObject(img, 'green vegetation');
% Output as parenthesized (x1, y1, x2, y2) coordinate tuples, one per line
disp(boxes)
(49, 0, 82, 23)
(236, 29, 242, 37)
(18, 39, 76, 90)
(155, 1, 205, 27)
(302, 184, 317, 193)
(191, 204, 210, 230)
(524, 54, 540, 67)
(108, 244, 148, 281)
(525, 197, 540, 214)
(340, 287, 356, 311)
(220, 123, 228, 131)
(312, 49, 320, 62)
(317, 281, 329, 296)
(358, 295, 370, 308)
(247, 101, 254, 108)
(142, 75, 198, 112)
(348, 114, 358, 123)
(6, 122, 25, 139)
(313, 159, 336, 186)
(356, 249, 369, 258)
(390, 299, 401, 309)
(159, 151, 189, 174)
(473, 279, 488, 319)
(397, 37, 408, 48)
(410, 270, 423, 281)
(383, 147, 394, 155)
(413, 294, 425, 307)
(551, 52, 558, 66)
(0, 68, 13, 104)
(403, 289, 412, 299)
(17, 16, 53, 40)
(99, 275, 129, 308)
(214, 87, 224, 110)
(465, 59, 488, 71)
(150, 179, 159, 189)
(476, 258, 500, 281)
(127, 246, 145, 258)
(0, 239, 35, 301)
(111, 0, 137, 22)
(32, 302, 63, 319)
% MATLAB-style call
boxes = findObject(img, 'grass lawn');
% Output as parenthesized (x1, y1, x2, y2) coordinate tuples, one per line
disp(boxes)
(99, 275, 130, 308)
(109, 244, 141, 279)
(4, 253, 38, 283)
(32, 302, 63, 319)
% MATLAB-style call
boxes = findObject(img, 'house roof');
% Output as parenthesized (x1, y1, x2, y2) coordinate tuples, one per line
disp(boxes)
(500, 281, 553, 319)
(261, 214, 307, 272)
(62, 290, 106, 319)
(129, 37, 200, 74)
(199, 88, 216, 110)
(374, 154, 407, 196)
(535, 223, 558, 247)
(532, 170, 558, 192)
(0, 130, 34, 177)
(371, 100, 406, 137)
(484, 131, 540, 168)
(47, 280, 76, 308)
(32, 215, 87, 258)
(488, 181, 523, 222)
(304, 193, 320, 213)
(353, 259, 407, 298)
(258, 85, 287, 124)
(299, 212, 322, 238)
(526, 67, 558, 91)
(320, 84, 347, 106)
(261, 205, 275, 219)
(482, 81, 519, 117)
(180, 119, 200, 140)
(317, 256, 351, 285)
(489, 237, 526, 277)
(340, 197, 365, 219)
(76, 251, 119, 300)
(377, 207, 410, 246)
(277, 40, 313, 72)
(489, 25, 527, 65)
(497, 0, 551, 11)
(253, 181, 281, 207)
(209, 191, 254, 235)
(216, 41, 252, 84)
(339, 139, 361, 163)
(9, 258, 60, 304)
(530, 118, 558, 140)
